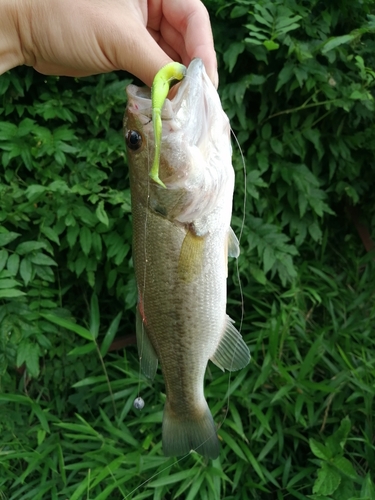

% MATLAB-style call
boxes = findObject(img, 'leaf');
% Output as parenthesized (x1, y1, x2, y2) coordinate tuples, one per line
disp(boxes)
(95, 200, 109, 226)
(263, 246, 276, 273)
(0, 289, 25, 298)
(80, 226, 92, 256)
(68, 344, 97, 357)
(16, 341, 40, 377)
(100, 311, 122, 356)
(308, 222, 323, 243)
(91, 232, 102, 259)
(276, 62, 294, 91)
(73, 375, 106, 387)
(0, 232, 20, 247)
(298, 335, 323, 381)
(223, 42, 245, 73)
(25, 184, 47, 202)
(67, 224, 80, 248)
(41, 226, 60, 245)
(326, 417, 351, 455)
(31, 402, 50, 432)
(322, 34, 357, 54)
(34, 264, 55, 282)
(249, 265, 267, 285)
(0, 278, 21, 289)
(89, 293, 100, 339)
(230, 5, 248, 18)
(218, 429, 247, 460)
(113, 244, 129, 266)
(313, 462, 341, 496)
(270, 384, 294, 403)
(7, 253, 20, 276)
(30, 253, 57, 266)
(270, 137, 283, 155)
(361, 473, 375, 500)
(275, 15, 302, 31)
(332, 456, 357, 479)
(186, 473, 205, 500)
(263, 40, 280, 51)
(309, 438, 332, 460)
(148, 469, 197, 488)
(0, 249, 8, 272)
(16, 241, 46, 255)
(41, 313, 94, 341)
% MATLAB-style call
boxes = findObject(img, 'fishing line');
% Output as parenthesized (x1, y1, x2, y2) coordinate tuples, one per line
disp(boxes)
(213, 127, 247, 435)
(134, 131, 152, 404)
(231, 126, 247, 333)
(123, 451, 201, 499)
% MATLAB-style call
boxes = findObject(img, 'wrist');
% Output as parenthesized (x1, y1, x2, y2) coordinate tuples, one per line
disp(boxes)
(0, 0, 25, 74)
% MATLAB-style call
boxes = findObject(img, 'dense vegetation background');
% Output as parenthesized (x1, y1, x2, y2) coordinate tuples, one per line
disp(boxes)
(1, 0, 375, 498)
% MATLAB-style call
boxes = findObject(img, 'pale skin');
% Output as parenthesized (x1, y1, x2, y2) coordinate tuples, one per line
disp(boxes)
(0, 0, 218, 88)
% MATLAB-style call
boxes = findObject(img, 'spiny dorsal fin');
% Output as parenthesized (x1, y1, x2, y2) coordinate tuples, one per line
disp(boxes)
(178, 227, 205, 283)
(228, 227, 240, 258)
(210, 315, 250, 372)
(136, 306, 158, 379)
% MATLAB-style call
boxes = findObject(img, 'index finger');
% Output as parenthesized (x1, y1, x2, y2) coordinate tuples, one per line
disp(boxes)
(162, 0, 218, 87)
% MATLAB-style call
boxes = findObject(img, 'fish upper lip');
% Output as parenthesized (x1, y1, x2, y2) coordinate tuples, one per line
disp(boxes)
(173, 58, 204, 102)
(126, 59, 207, 122)
(169, 58, 205, 115)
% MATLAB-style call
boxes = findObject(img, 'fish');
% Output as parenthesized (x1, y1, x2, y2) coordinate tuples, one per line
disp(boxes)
(123, 58, 250, 459)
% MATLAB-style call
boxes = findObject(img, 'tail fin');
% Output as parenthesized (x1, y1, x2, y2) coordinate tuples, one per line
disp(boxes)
(162, 401, 220, 459)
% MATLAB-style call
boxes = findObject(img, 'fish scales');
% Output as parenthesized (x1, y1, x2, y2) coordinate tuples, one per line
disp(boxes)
(124, 58, 250, 459)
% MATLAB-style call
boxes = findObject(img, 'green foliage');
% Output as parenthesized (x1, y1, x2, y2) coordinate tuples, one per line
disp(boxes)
(211, 0, 375, 285)
(1, 0, 375, 498)
(310, 417, 375, 499)
(0, 70, 135, 378)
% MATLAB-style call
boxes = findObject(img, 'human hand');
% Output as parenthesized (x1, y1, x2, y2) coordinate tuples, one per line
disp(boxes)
(1, 0, 218, 88)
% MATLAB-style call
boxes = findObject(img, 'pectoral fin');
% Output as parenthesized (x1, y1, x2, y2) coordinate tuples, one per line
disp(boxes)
(136, 306, 158, 379)
(210, 316, 250, 371)
(228, 227, 240, 258)
(178, 228, 205, 283)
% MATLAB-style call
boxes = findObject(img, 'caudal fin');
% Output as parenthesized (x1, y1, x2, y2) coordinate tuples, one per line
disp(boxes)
(162, 401, 220, 459)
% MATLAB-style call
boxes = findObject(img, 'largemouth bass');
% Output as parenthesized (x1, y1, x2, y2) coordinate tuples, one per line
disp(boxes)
(124, 58, 250, 459)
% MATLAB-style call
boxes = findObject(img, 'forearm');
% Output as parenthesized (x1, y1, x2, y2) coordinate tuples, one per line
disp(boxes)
(0, 0, 24, 74)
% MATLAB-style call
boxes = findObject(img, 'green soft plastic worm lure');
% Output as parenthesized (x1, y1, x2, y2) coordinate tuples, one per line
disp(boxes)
(150, 62, 187, 188)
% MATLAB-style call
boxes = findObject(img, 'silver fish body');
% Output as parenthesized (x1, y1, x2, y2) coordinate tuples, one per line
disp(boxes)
(124, 59, 250, 459)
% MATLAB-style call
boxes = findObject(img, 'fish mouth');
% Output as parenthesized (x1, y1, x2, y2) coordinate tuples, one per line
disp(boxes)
(126, 58, 217, 130)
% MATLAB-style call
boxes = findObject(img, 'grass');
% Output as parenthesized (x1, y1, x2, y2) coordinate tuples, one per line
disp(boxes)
(1, 217, 375, 499)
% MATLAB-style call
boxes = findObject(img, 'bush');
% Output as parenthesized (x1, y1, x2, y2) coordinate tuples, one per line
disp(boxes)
(1, 0, 375, 498)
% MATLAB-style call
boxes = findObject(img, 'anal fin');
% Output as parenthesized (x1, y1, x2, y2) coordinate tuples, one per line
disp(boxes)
(136, 307, 158, 379)
(210, 315, 250, 371)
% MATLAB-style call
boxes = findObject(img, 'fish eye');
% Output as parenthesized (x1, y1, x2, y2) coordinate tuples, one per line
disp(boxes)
(126, 130, 143, 151)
